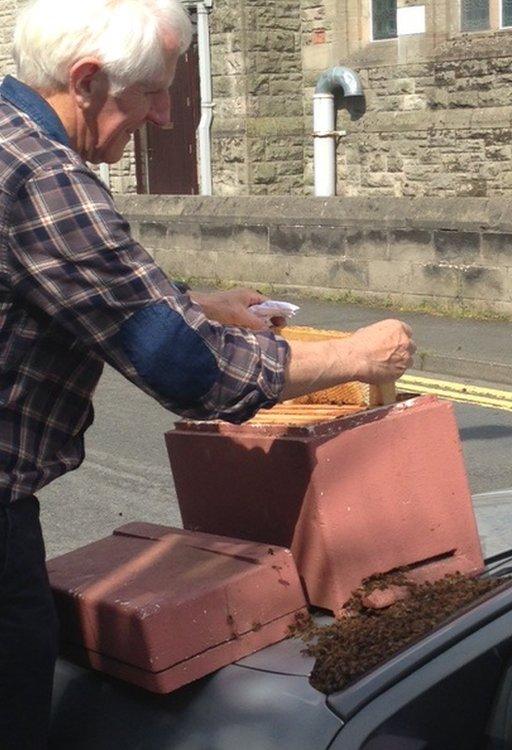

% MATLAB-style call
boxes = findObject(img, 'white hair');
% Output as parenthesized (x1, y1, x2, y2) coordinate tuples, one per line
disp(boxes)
(13, 0, 193, 94)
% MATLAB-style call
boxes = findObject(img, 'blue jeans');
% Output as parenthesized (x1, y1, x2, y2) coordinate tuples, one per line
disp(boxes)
(0, 497, 58, 749)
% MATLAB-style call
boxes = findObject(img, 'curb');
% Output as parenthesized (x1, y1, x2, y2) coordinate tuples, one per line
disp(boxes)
(414, 353, 512, 388)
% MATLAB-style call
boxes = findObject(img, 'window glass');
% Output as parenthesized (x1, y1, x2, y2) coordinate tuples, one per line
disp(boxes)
(372, 0, 397, 40)
(503, 0, 512, 27)
(461, 0, 490, 31)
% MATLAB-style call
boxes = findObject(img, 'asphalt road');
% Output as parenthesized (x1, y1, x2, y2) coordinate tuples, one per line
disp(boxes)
(40, 364, 181, 559)
(38, 363, 512, 561)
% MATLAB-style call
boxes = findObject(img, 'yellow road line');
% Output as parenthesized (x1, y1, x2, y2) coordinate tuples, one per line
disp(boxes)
(398, 374, 512, 411)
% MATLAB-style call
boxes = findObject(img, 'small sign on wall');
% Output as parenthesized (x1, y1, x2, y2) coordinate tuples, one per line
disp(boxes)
(397, 5, 426, 35)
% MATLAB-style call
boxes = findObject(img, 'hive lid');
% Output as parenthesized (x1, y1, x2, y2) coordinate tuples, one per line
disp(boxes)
(48, 524, 307, 680)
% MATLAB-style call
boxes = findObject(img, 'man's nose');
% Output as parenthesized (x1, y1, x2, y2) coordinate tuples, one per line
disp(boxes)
(147, 90, 171, 127)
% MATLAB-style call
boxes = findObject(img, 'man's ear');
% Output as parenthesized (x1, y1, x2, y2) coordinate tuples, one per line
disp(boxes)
(69, 59, 108, 111)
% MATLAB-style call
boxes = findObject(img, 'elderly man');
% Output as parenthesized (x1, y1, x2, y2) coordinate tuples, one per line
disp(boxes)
(0, 0, 415, 746)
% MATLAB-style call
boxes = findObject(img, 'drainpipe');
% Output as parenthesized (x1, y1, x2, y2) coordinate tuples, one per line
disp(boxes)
(196, 0, 213, 195)
(313, 66, 363, 197)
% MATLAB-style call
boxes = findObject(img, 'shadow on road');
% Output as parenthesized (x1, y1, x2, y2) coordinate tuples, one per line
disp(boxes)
(460, 425, 512, 441)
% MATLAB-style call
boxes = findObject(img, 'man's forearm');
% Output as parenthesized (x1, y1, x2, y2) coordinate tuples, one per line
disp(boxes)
(280, 318, 416, 402)
(281, 339, 360, 401)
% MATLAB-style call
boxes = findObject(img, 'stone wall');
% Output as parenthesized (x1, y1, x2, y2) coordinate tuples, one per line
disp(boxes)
(105, 139, 137, 194)
(210, 0, 306, 195)
(330, 33, 512, 199)
(0, 0, 19, 78)
(115, 194, 512, 318)
(207, 0, 512, 198)
(297, 1, 512, 198)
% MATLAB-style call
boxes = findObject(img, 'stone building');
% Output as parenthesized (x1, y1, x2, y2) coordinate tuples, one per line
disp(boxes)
(2, 1, 512, 200)
(205, 0, 512, 199)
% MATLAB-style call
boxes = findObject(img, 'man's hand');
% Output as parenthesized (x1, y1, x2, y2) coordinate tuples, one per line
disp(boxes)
(347, 319, 416, 384)
(189, 288, 286, 330)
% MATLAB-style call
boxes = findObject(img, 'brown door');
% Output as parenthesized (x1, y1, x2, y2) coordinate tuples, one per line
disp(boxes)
(135, 45, 200, 195)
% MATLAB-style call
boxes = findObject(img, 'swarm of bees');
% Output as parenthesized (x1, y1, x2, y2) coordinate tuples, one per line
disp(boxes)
(292, 571, 501, 695)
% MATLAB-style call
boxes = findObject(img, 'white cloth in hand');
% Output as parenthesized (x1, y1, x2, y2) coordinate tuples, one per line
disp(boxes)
(250, 300, 300, 327)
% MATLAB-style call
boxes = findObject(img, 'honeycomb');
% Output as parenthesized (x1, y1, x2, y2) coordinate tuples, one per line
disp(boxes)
(248, 402, 364, 427)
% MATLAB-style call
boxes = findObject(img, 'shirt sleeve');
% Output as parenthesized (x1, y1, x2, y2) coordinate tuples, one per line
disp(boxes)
(6, 162, 290, 422)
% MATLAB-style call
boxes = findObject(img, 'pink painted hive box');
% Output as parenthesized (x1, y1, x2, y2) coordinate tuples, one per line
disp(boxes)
(166, 395, 484, 615)
(47, 523, 307, 694)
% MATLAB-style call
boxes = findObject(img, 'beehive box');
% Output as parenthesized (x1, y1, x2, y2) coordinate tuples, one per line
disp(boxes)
(166, 394, 484, 614)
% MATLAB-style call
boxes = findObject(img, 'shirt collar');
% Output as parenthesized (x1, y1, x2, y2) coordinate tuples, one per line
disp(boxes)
(0, 74, 70, 147)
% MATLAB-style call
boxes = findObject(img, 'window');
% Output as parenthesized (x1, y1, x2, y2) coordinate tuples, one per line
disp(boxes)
(503, 0, 512, 27)
(461, 0, 490, 31)
(372, 0, 397, 40)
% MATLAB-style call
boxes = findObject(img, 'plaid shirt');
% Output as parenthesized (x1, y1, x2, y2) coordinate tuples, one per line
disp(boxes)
(0, 75, 289, 504)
